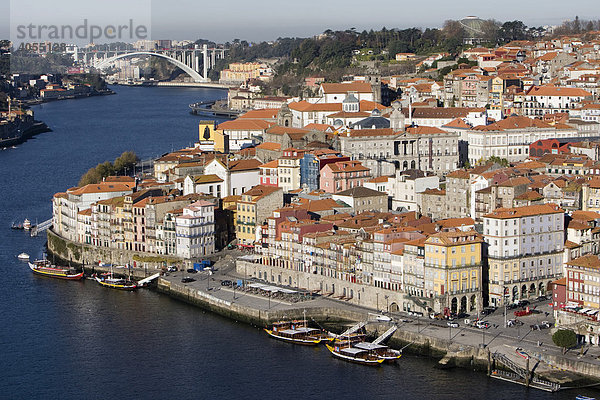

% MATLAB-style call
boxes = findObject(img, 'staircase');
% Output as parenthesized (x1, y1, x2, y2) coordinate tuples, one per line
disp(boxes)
(373, 325, 398, 345)
(492, 352, 529, 380)
(30, 218, 52, 237)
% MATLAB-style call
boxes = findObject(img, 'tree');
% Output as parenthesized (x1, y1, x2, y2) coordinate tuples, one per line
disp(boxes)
(498, 21, 529, 42)
(113, 151, 139, 175)
(485, 156, 510, 167)
(78, 167, 102, 186)
(442, 20, 465, 40)
(552, 329, 577, 354)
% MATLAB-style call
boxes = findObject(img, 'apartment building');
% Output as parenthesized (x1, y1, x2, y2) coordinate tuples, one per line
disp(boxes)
(483, 204, 565, 306)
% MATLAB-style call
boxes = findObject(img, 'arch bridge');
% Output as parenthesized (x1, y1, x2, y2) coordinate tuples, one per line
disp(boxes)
(80, 44, 226, 83)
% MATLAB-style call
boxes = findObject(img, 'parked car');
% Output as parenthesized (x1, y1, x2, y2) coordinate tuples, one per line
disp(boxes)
(167, 266, 177, 272)
(476, 320, 490, 329)
(376, 315, 392, 322)
(447, 321, 459, 328)
(221, 280, 232, 287)
(541, 321, 552, 329)
(186, 268, 198, 274)
(181, 277, 196, 283)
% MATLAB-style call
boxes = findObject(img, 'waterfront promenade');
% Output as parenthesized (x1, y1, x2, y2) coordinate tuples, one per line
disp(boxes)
(84, 251, 600, 387)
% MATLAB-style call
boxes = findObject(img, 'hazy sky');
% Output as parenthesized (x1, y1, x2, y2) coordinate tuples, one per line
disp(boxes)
(2, 0, 600, 43)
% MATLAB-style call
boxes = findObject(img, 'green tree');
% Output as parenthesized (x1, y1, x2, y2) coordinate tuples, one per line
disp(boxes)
(552, 329, 577, 354)
(113, 151, 138, 175)
(78, 167, 102, 186)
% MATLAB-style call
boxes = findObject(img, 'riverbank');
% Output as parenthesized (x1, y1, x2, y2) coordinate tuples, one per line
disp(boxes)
(47, 228, 600, 390)
(0, 121, 50, 148)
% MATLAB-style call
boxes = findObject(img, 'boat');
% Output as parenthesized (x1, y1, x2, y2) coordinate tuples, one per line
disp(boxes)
(264, 319, 333, 345)
(28, 260, 84, 280)
(23, 218, 31, 230)
(325, 343, 384, 366)
(17, 252, 30, 260)
(334, 332, 367, 344)
(354, 342, 402, 362)
(95, 274, 138, 290)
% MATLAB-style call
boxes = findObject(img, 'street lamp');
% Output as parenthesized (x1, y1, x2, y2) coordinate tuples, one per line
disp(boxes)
(376, 293, 379, 311)
(385, 295, 389, 313)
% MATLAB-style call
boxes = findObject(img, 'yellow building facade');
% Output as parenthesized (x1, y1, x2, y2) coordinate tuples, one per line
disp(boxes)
(424, 230, 483, 314)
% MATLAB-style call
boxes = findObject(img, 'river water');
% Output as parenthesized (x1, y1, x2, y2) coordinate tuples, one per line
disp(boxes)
(0, 86, 591, 399)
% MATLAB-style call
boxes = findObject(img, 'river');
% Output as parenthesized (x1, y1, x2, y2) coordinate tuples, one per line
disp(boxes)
(0, 85, 591, 399)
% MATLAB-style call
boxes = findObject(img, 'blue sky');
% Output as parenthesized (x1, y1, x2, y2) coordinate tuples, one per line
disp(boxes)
(2, 0, 600, 43)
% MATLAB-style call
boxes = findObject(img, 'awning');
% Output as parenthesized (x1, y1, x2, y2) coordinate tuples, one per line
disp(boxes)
(340, 347, 367, 355)
(354, 342, 387, 351)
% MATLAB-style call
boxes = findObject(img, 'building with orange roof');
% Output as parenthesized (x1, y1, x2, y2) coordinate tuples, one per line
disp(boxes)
(524, 85, 593, 117)
(320, 160, 371, 193)
(319, 82, 375, 103)
(52, 181, 135, 242)
(467, 115, 581, 166)
(423, 230, 484, 314)
(235, 185, 283, 246)
(483, 203, 565, 306)
(338, 108, 460, 178)
(204, 158, 261, 197)
(175, 200, 216, 258)
(215, 118, 274, 152)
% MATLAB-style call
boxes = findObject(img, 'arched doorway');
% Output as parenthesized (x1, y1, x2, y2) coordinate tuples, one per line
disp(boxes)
(390, 302, 399, 312)
(460, 296, 467, 313)
(530, 283, 536, 295)
(451, 297, 458, 314)
(470, 295, 476, 311)
(521, 284, 527, 299)
(539, 282, 545, 295)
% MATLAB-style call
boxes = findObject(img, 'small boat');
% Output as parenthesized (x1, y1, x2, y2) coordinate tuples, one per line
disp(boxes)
(264, 319, 333, 345)
(28, 260, 84, 280)
(23, 218, 31, 231)
(11, 222, 24, 230)
(17, 252, 30, 260)
(576, 396, 596, 400)
(354, 342, 402, 362)
(95, 274, 138, 290)
(325, 344, 384, 366)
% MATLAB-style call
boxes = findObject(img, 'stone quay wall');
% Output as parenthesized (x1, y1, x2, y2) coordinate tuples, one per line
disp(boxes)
(47, 229, 185, 269)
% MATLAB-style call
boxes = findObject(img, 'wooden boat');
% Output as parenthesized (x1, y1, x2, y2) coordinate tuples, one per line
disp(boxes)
(95, 274, 137, 290)
(334, 332, 367, 344)
(264, 319, 333, 345)
(354, 342, 402, 362)
(28, 260, 84, 280)
(325, 344, 384, 365)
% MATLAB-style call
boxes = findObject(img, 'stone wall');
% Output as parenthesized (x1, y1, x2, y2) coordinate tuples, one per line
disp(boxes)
(237, 260, 407, 311)
(47, 229, 185, 269)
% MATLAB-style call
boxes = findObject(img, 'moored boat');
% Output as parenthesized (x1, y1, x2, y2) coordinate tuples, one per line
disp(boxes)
(354, 342, 402, 362)
(28, 260, 84, 280)
(325, 344, 384, 366)
(17, 252, 30, 260)
(95, 274, 137, 290)
(264, 319, 333, 345)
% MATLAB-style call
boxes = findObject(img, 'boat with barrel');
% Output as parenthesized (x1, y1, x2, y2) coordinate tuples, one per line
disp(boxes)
(325, 343, 384, 366)
(28, 259, 84, 280)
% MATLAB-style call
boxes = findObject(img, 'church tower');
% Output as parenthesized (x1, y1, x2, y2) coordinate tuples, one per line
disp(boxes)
(277, 103, 293, 127)
(389, 100, 405, 131)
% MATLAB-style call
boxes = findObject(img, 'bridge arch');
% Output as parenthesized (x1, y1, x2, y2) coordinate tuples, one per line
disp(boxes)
(95, 51, 206, 82)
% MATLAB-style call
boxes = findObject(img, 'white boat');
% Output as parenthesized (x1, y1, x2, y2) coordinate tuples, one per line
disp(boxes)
(17, 252, 30, 260)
